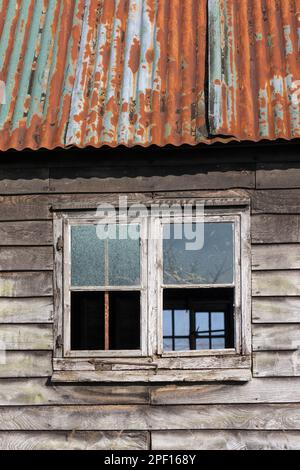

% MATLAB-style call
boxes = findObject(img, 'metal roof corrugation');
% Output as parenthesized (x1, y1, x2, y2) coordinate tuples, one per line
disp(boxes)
(0, 0, 300, 151)
(208, 0, 300, 141)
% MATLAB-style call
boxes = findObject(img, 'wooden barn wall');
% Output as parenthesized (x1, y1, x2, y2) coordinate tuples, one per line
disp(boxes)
(0, 144, 300, 450)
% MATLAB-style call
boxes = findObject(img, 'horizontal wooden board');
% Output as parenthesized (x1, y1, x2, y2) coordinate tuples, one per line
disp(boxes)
(0, 168, 49, 195)
(49, 167, 255, 193)
(0, 404, 300, 430)
(252, 245, 300, 270)
(0, 352, 52, 377)
(253, 324, 300, 351)
(0, 431, 148, 450)
(256, 164, 300, 189)
(0, 324, 53, 350)
(251, 215, 300, 244)
(253, 351, 300, 377)
(0, 272, 52, 297)
(0, 247, 53, 271)
(51, 368, 251, 383)
(252, 271, 300, 296)
(0, 298, 53, 323)
(252, 297, 300, 323)
(0, 221, 52, 245)
(250, 190, 300, 214)
(151, 378, 300, 405)
(152, 430, 300, 450)
(0, 379, 149, 406)
(0, 195, 51, 221)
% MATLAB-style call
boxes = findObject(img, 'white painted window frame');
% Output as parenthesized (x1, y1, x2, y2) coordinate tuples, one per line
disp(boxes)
(52, 200, 251, 383)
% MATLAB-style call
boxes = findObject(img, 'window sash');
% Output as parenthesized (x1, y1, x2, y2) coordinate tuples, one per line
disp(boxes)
(153, 214, 241, 356)
(63, 217, 148, 357)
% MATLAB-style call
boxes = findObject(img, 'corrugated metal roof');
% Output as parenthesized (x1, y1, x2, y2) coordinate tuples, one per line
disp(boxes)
(209, 0, 300, 141)
(0, 0, 299, 151)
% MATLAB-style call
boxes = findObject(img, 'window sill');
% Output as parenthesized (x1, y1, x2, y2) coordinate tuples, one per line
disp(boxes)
(52, 355, 251, 383)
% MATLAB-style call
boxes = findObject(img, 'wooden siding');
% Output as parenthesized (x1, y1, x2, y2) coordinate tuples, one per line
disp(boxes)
(0, 155, 299, 450)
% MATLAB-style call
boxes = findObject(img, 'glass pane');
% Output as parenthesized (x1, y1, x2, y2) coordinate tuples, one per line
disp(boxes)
(211, 312, 225, 334)
(163, 338, 173, 351)
(174, 309, 190, 336)
(163, 222, 234, 285)
(71, 224, 140, 287)
(108, 225, 140, 286)
(211, 338, 225, 350)
(196, 312, 209, 335)
(175, 338, 190, 351)
(163, 310, 172, 336)
(109, 291, 140, 350)
(71, 225, 105, 286)
(196, 338, 210, 350)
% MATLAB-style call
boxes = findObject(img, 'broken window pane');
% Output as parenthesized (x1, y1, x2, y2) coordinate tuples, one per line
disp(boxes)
(71, 291, 140, 351)
(163, 223, 234, 285)
(163, 288, 234, 352)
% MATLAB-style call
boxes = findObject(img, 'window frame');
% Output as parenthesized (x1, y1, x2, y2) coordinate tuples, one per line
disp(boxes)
(52, 198, 251, 383)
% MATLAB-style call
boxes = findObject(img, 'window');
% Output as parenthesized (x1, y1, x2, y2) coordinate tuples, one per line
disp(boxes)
(52, 198, 251, 383)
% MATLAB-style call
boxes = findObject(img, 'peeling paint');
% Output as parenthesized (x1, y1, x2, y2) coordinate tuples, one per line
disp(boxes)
(0, 0, 300, 151)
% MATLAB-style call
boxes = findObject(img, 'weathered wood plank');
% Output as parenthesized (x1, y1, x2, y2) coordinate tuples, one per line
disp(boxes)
(51, 369, 251, 383)
(253, 351, 300, 377)
(0, 272, 52, 297)
(151, 378, 300, 405)
(49, 167, 255, 193)
(0, 325, 53, 350)
(253, 297, 300, 323)
(0, 247, 53, 271)
(256, 164, 300, 189)
(0, 168, 49, 194)
(0, 431, 148, 450)
(0, 352, 52, 377)
(0, 404, 300, 430)
(0, 379, 150, 406)
(252, 245, 300, 270)
(250, 190, 300, 214)
(0, 221, 52, 245)
(252, 271, 300, 296)
(251, 215, 300, 244)
(152, 430, 300, 450)
(0, 195, 51, 221)
(0, 298, 53, 323)
(253, 324, 300, 351)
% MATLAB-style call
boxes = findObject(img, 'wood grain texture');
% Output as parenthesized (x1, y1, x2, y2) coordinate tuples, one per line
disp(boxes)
(0, 352, 52, 377)
(151, 378, 300, 404)
(0, 247, 53, 271)
(252, 245, 300, 270)
(0, 325, 53, 350)
(0, 404, 299, 430)
(0, 272, 52, 297)
(49, 167, 255, 193)
(0, 221, 52, 245)
(0, 195, 51, 221)
(256, 164, 300, 189)
(51, 368, 251, 383)
(0, 431, 148, 450)
(252, 271, 300, 296)
(0, 298, 53, 323)
(0, 379, 150, 405)
(0, 168, 49, 194)
(251, 215, 300, 244)
(151, 430, 300, 450)
(250, 190, 300, 214)
(253, 351, 300, 377)
(253, 324, 300, 351)
(253, 297, 300, 323)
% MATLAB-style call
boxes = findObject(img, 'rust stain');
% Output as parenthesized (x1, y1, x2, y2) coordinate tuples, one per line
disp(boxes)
(0, 0, 300, 151)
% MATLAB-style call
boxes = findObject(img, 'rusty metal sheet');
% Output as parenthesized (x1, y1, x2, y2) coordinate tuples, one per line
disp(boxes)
(0, 0, 300, 151)
(209, 0, 300, 141)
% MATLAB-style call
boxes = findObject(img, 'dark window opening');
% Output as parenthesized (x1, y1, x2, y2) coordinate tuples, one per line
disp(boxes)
(163, 288, 234, 351)
(71, 291, 140, 351)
